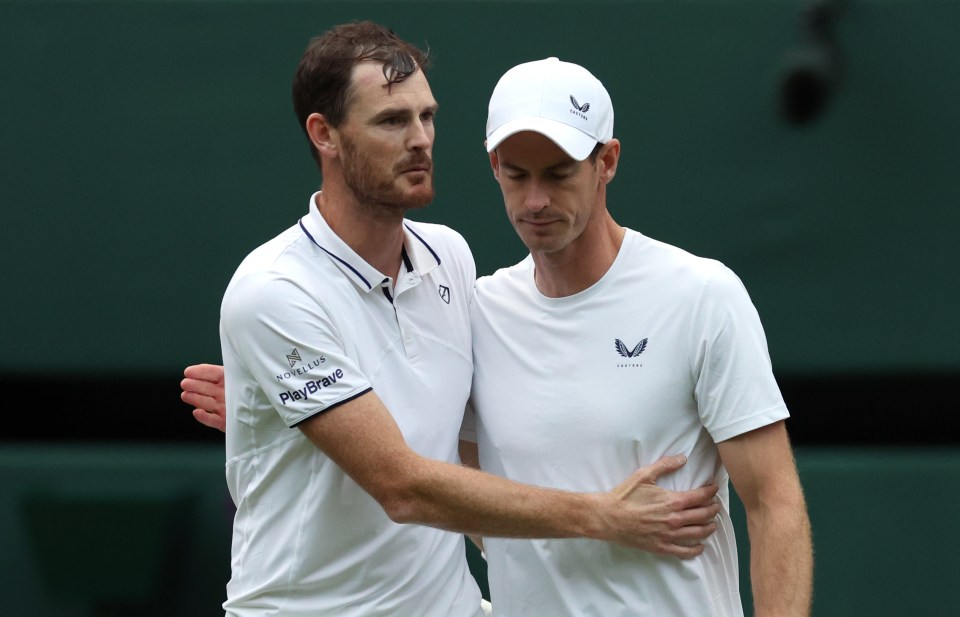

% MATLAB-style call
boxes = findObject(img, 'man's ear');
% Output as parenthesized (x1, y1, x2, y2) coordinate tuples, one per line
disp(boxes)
(597, 138, 621, 184)
(306, 112, 339, 159)
(488, 147, 501, 182)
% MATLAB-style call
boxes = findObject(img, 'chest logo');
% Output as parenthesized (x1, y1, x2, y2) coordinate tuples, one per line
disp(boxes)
(438, 284, 451, 304)
(615, 338, 648, 358)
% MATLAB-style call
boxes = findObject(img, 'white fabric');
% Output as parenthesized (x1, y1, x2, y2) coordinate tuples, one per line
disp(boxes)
(485, 57, 613, 161)
(220, 193, 483, 617)
(466, 229, 789, 617)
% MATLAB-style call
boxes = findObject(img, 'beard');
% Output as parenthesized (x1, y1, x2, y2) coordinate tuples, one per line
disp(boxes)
(340, 135, 435, 213)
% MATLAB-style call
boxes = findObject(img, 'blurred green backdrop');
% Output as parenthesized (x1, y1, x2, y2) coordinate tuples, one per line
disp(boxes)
(2, 1, 958, 616)
(2, 0, 957, 375)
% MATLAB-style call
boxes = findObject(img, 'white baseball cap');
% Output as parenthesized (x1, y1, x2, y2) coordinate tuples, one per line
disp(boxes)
(485, 57, 614, 161)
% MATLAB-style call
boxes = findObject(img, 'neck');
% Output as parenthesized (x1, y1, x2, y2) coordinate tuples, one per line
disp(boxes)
(315, 184, 405, 282)
(531, 210, 625, 298)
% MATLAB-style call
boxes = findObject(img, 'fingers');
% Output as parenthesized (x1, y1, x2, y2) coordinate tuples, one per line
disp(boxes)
(669, 483, 720, 512)
(653, 517, 719, 559)
(183, 363, 225, 383)
(635, 454, 687, 484)
(612, 455, 685, 497)
(669, 521, 717, 545)
(192, 409, 227, 432)
(181, 377, 223, 400)
(655, 540, 708, 559)
(181, 389, 217, 408)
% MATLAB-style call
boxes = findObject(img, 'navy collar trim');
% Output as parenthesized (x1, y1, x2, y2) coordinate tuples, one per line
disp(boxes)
(299, 219, 373, 290)
(404, 223, 441, 267)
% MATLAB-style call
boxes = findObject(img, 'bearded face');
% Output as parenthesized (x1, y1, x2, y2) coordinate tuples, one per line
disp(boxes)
(339, 130, 435, 213)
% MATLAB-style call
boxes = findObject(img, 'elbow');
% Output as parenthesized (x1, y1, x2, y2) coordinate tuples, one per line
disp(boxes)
(366, 469, 429, 525)
(352, 450, 440, 525)
(378, 488, 422, 524)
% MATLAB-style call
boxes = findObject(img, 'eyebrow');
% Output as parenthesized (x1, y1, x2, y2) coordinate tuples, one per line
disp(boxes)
(501, 158, 577, 174)
(370, 102, 439, 124)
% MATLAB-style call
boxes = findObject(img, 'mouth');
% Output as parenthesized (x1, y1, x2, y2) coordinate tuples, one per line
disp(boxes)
(521, 218, 557, 227)
(399, 158, 432, 175)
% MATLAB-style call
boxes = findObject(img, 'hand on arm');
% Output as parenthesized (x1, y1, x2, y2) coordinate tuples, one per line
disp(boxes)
(180, 364, 226, 432)
(178, 365, 720, 556)
(300, 391, 720, 557)
(718, 421, 813, 617)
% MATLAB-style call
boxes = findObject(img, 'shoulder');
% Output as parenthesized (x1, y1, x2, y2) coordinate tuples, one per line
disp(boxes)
(476, 255, 532, 296)
(624, 229, 743, 295)
(221, 225, 329, 322)
(404, 220, 473, 258)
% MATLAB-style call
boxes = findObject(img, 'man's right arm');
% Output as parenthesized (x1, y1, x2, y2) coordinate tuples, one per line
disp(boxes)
(181, 364, 720, 556)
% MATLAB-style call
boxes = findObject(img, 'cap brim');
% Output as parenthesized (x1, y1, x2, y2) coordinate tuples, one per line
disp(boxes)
(485, 117, 598, 161)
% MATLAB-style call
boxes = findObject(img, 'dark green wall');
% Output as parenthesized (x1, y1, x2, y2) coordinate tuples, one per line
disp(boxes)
(2, 0, 958, 376)
(3, 445, 958, 616)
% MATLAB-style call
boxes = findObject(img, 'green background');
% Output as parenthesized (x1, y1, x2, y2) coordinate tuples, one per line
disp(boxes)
(2, 0, 958, 375)
(2, 0, 958, 615)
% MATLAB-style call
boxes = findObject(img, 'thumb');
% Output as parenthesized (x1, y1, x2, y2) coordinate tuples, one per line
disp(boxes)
(612, 454, 688, 498)
(642, 454, 687, 483)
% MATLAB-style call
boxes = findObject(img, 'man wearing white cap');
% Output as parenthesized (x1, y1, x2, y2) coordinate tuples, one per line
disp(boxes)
(462, 56, 813, 616)
(178, 23, 730, 616)
(182, 50, 811, 615)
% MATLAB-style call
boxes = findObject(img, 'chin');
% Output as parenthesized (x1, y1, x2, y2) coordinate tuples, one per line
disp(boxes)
(405, 185, 435, 209)
(515, 228, 557, 252)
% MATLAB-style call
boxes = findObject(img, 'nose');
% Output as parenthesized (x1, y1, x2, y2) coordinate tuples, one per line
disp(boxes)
(525, 179, 549, 212)
(407, 119, 432, 151)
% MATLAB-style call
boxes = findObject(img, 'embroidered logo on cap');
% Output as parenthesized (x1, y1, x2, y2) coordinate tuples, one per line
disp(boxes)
(570, 95, 590, 113)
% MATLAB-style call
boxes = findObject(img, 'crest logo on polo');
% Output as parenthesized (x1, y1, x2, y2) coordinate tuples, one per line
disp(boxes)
(615, 338, 648, 358)
(439, 284, 451, 304)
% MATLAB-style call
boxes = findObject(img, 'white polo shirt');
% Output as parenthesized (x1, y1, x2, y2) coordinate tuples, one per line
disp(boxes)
(465, 228, 789, 617)
(220, 193, 482, 617)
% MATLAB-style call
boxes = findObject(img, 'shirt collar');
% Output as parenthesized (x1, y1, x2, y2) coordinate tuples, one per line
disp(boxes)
(298, 192, 441, 293)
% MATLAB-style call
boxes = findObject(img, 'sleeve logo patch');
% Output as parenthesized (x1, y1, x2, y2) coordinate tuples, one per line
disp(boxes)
(278, 368, 345, 405)
(276, 350, 326, 382)
(286, 348, 302, 367)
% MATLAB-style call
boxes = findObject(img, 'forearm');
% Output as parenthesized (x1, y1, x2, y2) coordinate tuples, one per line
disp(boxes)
(384, 453, 608, 541)
(746, 499, 813, 617)
(301, 393, 701, 551)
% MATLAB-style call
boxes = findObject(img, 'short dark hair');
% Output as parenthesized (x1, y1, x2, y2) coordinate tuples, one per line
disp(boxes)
(292, 21, 431, 164)
(587, 142, 603, 163)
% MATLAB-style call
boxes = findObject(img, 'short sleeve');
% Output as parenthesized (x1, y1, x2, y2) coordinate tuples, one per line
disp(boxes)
(690, 265, 790, 443)
(220, 270, 372, 428)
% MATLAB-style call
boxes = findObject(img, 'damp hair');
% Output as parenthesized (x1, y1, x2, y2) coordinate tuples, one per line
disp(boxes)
(291, 21, 432, 164)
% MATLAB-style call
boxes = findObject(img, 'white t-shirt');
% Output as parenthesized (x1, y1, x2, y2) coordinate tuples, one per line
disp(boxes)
(465, 228, 789, 617)
(220, 194, 483, 617)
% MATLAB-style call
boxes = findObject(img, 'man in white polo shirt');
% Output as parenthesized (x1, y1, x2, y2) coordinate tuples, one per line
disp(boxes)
(189, 22, 724, 617)
(460, 57, 813, 616)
